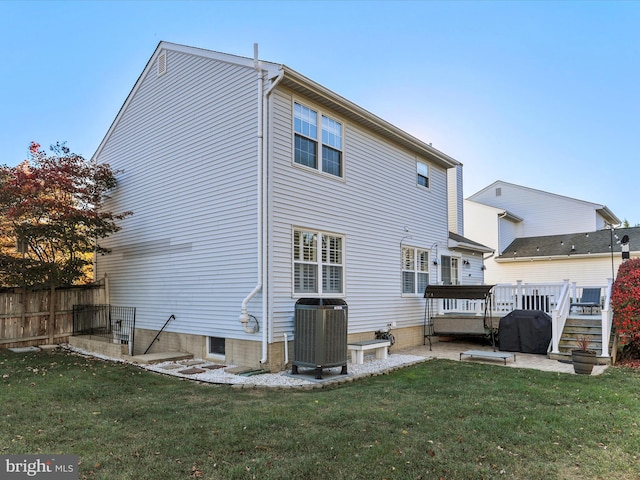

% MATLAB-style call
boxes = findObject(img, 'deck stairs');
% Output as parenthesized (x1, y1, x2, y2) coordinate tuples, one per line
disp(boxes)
(549, 313, 612, 365)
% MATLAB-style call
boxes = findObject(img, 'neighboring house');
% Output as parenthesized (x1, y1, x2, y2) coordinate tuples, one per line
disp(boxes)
(93, 42, 486, 371)
(494, 226, 640, 285)
(464, 180, 622, 285)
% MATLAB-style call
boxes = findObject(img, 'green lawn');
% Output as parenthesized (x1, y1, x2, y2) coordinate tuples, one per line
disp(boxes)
(1, 348, 639, 479)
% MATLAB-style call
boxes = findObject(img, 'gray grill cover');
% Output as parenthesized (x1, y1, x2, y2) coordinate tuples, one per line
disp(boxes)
(498, 310, 552, 354)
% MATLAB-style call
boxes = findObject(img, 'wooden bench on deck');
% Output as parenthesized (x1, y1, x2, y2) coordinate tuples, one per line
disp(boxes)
(347, 339, 391, 364)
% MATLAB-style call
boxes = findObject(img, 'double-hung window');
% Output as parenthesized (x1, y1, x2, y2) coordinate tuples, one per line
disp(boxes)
(294, 229, 344, 295)
(417, 161, 429, 188)
(294, 102, 343, 177)
(402, 247, 430, 294)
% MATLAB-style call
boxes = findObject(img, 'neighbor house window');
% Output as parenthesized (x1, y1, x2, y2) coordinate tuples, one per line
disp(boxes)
(294, 229, 344, 295)
(402, 247, 430, 294)
(294, 102, 343, 177)
(417, 161, 429, 188)
(441, 255, 460, 285)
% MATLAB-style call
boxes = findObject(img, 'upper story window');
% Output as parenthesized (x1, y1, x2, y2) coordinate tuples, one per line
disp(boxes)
(293, 228, 344, 296)
(417, 161, 429, 188)
(294, 102, 343, 177)
(402, 247, 430, 294)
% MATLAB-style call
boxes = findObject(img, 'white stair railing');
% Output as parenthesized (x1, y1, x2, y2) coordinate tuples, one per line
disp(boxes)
(551, 281, 571, 354)
(600, 278, 614, 359)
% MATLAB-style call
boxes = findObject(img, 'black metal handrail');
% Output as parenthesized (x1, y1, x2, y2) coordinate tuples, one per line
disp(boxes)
(143, 314, 175, 355)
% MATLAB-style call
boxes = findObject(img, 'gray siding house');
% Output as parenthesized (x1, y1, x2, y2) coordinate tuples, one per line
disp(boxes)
(94, 42, 483, 370)
(464, 180, 622, 285)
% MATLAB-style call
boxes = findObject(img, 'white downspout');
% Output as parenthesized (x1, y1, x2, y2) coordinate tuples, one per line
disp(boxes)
(238, 43, 285, 365)
(238, 44, 264, 334)
(259, 65, 284, 364)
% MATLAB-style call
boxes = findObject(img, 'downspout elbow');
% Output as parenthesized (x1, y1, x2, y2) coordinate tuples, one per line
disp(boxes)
(239, 284, 261, 333)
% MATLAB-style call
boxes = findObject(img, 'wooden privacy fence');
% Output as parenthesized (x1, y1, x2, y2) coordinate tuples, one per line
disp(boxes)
(0, 283, 107, 349)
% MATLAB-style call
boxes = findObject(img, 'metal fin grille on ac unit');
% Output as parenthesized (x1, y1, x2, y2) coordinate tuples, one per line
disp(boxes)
(292, 298, 348, 379)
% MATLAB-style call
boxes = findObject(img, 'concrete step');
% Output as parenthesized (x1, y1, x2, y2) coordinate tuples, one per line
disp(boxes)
(127, 352, 193, 365)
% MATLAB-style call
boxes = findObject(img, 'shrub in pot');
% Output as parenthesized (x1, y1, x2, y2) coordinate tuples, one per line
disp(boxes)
(572, 336, 597, 375)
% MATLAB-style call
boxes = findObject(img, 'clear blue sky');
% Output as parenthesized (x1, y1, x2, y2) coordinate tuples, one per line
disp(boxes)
(1, 0, 638, 224)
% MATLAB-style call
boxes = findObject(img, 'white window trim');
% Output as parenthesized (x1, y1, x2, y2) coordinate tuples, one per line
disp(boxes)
(206, 336, 225, 360)
(401, 246, 431, 296)
(292, 227, 346, 298)
(292, 99, 346, 180)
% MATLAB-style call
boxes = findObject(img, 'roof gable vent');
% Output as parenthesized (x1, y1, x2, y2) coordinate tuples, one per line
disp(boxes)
(157, 51, 167, 77)
(495, 187, 502, 197)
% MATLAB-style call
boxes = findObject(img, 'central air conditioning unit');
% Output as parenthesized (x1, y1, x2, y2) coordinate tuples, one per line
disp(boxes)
(291, 298, 348, 379)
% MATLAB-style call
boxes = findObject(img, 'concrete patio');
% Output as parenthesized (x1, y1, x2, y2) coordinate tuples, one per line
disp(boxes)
(398, 339, 609, 375)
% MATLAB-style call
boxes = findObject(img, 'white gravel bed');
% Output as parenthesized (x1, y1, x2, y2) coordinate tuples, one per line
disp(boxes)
(145, 354, 429, 388)
(62, 344, 429, 388)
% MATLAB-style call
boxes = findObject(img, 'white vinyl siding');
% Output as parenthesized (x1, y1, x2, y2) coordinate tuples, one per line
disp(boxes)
(96, 49, 261, 340)
(493, 256, 625, 285)
(270, 89, 449, 337)
(447, 165, 464, 235)
(469, 181, 607, 238)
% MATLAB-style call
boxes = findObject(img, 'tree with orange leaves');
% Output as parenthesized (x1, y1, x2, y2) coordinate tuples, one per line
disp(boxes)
(0, 142, 132, 287)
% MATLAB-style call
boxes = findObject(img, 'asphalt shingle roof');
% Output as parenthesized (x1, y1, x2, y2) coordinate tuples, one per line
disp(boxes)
(498, 226, 640, 259)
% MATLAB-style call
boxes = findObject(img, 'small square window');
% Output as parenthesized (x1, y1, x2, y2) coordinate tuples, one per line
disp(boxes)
(208, 337, 225, 356)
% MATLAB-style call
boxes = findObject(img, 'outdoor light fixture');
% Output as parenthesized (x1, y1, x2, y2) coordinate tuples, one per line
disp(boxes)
(622, 234, 630, 260)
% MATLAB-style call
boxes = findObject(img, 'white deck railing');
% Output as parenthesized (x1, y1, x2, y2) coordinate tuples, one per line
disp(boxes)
(436, 280, 614, 359)
(440, 281, 565, 316)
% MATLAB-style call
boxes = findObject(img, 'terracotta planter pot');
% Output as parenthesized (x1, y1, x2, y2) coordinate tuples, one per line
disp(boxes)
(572, 349, 597, 375)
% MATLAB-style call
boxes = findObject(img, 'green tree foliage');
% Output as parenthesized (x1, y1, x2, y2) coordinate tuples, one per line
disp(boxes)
(0, 142, 131, 287)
